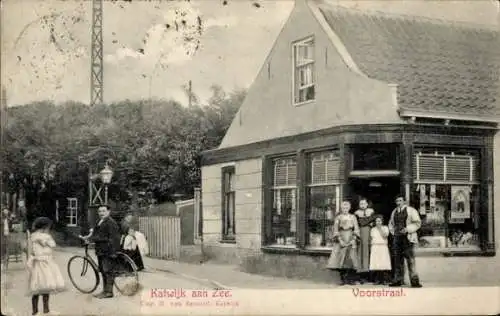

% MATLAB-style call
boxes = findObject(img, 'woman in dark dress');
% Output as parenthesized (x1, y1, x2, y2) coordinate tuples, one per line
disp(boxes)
(354, 198, 377, 283)
(120, 215, 144, 271)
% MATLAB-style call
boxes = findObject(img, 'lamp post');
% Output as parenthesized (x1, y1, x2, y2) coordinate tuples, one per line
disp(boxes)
(100, 164, 113, 205)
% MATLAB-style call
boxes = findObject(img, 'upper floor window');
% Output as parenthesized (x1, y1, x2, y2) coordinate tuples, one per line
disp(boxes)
(293, 37, 315, 104)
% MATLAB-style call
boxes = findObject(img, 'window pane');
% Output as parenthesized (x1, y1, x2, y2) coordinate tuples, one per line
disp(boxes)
(417, 155, 445, 181)
(312, 158, 327, 184)
(287, 161, 297, 186)
(298, 89, 306, 103)
(415, 184, 447, 248)
(413, 183, 480, 250)
(352, 144, 398, 170)
(270, 188, 297, 246)
(305, 86, 315, 101)
(299, 65, 313, 86)
(296, 43, 314, 63)
(447, 185, 480, 249)
(224, 171, 235, 192)
(223, 192, 235, 238)
(310, 151, 341, 184)
(222, 168, 236, 239)
(446, 157, 470, 182)
(307, 186, 336, 247)
(273, 158, 296, 187)
(414, 150, 479, 183)
(294, 38, 315, 104)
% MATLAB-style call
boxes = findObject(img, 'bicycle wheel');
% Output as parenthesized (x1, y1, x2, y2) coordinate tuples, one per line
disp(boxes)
(67, 255, 100, 294)
(113, 252, 140, 296)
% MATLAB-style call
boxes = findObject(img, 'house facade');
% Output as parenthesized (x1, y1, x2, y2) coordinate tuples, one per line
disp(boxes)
(200, 0, 500, 281)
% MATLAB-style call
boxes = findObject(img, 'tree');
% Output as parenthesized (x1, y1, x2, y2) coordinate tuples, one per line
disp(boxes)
(1, 86, 246, 212)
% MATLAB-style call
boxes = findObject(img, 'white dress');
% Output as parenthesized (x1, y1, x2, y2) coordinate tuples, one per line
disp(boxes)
(369, 226, 391, 271)
(26, 231, 66, 295)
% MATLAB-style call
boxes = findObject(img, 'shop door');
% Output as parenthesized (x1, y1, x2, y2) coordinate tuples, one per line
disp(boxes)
(349, 177, 400, 224)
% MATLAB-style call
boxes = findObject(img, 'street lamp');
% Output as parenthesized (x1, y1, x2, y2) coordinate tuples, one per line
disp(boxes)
(100, 164, 113, 205)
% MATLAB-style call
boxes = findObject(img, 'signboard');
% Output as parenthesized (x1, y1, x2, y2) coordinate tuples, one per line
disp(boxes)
(449, 218, 465, 224)
(419, 184, 426, 215)
(429, 184, 436, 211)
(451, 186, 471, 219)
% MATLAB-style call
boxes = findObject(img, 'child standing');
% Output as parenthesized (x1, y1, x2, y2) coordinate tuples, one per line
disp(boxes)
(369, 215, 391, 285)
(26, 217, 65, 315)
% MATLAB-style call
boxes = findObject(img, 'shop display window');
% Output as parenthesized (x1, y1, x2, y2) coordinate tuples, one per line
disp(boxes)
(270, 157, 297, 246)
(412, 149, 480, 250)
(306, 151, 341, 248)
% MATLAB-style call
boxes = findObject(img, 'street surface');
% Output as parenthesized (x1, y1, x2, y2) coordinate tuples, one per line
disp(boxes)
(1, 250, 210, 316)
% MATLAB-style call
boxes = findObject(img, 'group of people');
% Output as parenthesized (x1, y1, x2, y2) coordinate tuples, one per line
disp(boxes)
(326, 195, 423, 288)
(21, 205, 148, 315)
(78, 205, 148, 299)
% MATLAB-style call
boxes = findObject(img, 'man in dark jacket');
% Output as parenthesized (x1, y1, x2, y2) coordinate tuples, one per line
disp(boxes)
(82, 205, 121, 298)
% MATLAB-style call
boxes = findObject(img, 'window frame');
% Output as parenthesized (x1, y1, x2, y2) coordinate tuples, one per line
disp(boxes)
(411, 147, 482, 252)
(221, 166, 236, 242)
(267, 156, 298, 248)
(292, 36, 316, 106)
(305, 150, 341, 249)
(351, 143, 400, 172)
(66, 197, 78, 227)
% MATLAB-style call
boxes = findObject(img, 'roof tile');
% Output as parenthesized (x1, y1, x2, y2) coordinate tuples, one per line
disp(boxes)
(318, 5, 500, 118)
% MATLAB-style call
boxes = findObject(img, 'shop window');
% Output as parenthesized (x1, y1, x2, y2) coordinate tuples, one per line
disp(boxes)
(270, 157, 297, 246)
(306, 151, 341, 248)
(67, 198, 78, 227)
(412, 150, 480, 250)
(221, 166, 236, 241)
(293, 37, 315, 104)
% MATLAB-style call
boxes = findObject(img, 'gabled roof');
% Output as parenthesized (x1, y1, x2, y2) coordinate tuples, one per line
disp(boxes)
(316, 3, 500, 119)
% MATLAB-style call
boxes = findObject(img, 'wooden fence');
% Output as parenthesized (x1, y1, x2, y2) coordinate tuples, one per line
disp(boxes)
(138, 216, 181, 260)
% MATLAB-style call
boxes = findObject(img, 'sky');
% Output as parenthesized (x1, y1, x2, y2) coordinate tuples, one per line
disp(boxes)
(1, 0, 499, 107)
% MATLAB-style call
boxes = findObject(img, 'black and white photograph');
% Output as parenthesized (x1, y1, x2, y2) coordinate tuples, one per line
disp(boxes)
(1, 0, 499, 315)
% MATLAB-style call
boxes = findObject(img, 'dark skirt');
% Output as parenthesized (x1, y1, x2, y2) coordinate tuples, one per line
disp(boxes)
(122, 247, 144, 271)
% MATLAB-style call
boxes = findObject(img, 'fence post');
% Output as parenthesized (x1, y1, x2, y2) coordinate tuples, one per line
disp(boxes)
(194, 187, 205, 262)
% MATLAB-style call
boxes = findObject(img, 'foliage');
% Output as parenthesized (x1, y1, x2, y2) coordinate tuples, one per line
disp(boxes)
(1, 86, 244, 209)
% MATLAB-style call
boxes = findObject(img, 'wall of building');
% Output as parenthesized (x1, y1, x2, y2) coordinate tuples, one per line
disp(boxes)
(219, 0, 401, 149)
(202, 132, 500, 283)
(201, 159, 263, 263)
(494, 133, 500, 258)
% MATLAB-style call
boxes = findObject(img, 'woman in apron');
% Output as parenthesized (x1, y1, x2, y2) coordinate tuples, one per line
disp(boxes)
(325, 201, 361, 285)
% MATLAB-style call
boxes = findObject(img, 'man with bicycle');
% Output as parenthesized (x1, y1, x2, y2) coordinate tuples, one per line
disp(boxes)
(81, 205, 121, 299)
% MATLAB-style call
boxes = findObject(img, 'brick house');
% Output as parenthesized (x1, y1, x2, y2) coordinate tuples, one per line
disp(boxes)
(200, 0, 500, 281)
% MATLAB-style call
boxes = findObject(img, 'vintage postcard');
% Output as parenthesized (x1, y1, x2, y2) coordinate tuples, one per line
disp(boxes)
(1, 0, 499, 315)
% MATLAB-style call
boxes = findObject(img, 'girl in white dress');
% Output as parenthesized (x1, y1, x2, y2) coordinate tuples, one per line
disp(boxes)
(27, 217, 65, 315)
(369, 215, 391, 284)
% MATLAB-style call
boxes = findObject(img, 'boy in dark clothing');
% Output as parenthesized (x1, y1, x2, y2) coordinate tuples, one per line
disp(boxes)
(80, 205, 121, 298)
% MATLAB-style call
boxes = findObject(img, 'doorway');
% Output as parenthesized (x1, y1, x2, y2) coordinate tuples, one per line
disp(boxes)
(348, 177, 400, 224)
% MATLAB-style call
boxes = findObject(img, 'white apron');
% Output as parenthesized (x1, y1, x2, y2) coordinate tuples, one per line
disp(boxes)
(369, 226, 391, 271)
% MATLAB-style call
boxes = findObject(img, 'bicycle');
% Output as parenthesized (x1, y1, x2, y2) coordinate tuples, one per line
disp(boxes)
(67, 242, 140, 296)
